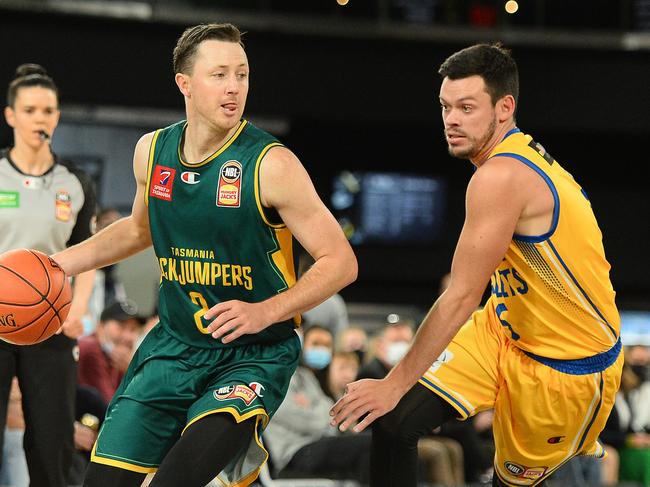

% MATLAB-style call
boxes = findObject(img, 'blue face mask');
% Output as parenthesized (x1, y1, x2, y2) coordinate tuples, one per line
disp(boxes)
(303, 346, 332, 370)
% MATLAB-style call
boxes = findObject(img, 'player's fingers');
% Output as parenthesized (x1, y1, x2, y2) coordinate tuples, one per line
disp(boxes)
(337, 402, 371, 432)
(219, 323, 248, 343)
(206, 310, 237, 334)
(211, 316, 239, 339)
(329, 389, 358, 419)
(330, 395, 365, 427)
(353, 410, 380, 433)
(203, 301, 233, 320)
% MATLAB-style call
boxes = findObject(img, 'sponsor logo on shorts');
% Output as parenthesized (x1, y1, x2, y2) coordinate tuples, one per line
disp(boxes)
(149, 165, 176, 201)
(547, 436, 565, 444)
(181, 171, 200, 184)
(55, 190, 72, 221)
(213, 384, 256, 406)
(504, 461, 547, 480)
(249, 382, 265, 397)
(216, 160, 242, 208)
(504, 462, 525, 476)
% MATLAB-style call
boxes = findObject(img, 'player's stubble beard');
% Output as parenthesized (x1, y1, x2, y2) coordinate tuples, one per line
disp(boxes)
(447, 116, 497, 160)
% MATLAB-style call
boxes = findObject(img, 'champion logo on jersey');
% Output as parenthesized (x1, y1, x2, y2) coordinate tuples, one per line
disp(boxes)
(181, 171, 201, 184)
(149, 165, 176, 201)
(216, 160, 242, 208)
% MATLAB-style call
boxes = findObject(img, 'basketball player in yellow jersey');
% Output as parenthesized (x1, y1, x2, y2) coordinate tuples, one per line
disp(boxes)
(331, 43, 623, 486)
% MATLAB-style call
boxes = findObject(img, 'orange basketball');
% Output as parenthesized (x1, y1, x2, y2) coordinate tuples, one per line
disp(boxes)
(0, 249, 72, 345)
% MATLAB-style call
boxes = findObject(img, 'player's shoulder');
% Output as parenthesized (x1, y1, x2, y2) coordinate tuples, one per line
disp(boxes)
(471, 155, 522, 189)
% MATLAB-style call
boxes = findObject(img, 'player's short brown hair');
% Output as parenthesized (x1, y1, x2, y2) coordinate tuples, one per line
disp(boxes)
(439, 43, 519, 107)
(173, 23, 244, 75)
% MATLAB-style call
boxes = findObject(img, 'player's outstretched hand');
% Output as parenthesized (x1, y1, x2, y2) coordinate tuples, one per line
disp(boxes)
(329, 377, 402, 433)
(204, 300, 270, 343)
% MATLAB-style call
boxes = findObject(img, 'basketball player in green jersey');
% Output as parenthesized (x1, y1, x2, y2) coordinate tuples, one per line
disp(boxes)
(52, 23, 357, 486)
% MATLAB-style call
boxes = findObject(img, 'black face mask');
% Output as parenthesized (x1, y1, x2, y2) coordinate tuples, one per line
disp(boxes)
(631, 364, 649, 382)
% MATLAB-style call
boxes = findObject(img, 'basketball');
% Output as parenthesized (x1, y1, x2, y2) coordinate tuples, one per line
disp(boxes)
(0, 249, 72, 345)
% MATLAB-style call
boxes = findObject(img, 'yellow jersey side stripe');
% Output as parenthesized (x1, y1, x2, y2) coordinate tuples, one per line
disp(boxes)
(253, 142, 285, 228)
(144, 129, 162, 207)
(539, 241, 614, 341)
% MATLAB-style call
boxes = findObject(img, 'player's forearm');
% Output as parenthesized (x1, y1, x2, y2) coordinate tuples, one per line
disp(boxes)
(386, 291, 480, 394)
(265, 249, 357, 324)
(53, 217, 152, 276)
(69, 270, 96, 315)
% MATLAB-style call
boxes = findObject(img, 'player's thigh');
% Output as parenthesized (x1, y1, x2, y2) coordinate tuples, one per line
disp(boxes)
(419, 309, 502, 419)
(492, 347, 622, 486)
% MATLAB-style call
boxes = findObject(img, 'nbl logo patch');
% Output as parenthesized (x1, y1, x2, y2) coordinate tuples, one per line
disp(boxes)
(216, 160, 242, 208)
(149, 165, 176, 201)
(213, 384, 257, 406)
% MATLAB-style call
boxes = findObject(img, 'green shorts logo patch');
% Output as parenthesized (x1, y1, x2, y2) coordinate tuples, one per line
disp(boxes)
(0, 192, 19, 208)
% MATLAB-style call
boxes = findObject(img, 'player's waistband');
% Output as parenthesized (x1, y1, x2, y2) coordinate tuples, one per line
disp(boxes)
(523, 337, 621, 375)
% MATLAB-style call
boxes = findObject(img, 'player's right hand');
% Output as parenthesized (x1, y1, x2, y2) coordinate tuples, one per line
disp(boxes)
(329, 377, 402, 433)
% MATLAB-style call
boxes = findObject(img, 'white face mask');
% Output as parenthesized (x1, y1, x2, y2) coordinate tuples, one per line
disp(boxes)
(386, 341, 410, 367)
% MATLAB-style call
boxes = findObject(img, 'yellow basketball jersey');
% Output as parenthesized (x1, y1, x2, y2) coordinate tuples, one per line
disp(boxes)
(485, 129, 619, 359)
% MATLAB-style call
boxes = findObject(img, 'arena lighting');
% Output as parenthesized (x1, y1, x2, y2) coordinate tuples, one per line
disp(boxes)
(505, 0, 519, 14)
(337, 0, 349, 5)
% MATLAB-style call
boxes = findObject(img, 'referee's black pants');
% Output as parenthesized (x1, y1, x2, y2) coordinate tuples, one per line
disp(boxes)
(0, 334, 77, 487)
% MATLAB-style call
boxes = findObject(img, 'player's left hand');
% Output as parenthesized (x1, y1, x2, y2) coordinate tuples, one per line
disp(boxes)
(56, 311, 84, 339)
(204, 300, 271, 343)
(329, 377, 403, 433)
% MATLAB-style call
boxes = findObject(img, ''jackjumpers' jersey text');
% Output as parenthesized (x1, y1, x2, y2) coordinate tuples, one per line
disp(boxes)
(146, 119, 299, 348)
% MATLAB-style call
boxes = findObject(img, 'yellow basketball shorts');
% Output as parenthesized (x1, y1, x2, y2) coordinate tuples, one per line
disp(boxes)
(418, 308, 623, 486)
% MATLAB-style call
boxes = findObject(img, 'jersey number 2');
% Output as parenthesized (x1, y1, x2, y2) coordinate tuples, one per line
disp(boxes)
(189, 291, 211, 334)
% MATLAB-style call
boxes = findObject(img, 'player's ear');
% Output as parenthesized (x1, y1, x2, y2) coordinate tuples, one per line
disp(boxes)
(4, 106, 16, 128)
(496, 95, 515, 123)
(175, 73, 191, 98)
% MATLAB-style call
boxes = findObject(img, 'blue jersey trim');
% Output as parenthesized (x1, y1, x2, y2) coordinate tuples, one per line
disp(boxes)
(492, 152, 560, 243)
(419, 377, 470, 417)
(577, 373, 604, 451)
(547, 239, 618, 339)
(502, 127, 521, 140)
(524, 338, 620, 375)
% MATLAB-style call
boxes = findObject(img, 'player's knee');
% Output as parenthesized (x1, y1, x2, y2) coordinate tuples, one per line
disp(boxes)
(374, 408, 420, 448)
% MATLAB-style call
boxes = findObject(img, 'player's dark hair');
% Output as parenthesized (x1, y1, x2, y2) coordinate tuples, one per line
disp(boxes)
(6, 64, 59, 108)
(173, 23, 244, 74)
(439, 43, 518, 107)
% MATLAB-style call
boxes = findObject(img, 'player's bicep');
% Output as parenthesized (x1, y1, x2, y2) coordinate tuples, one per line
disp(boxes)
(130, 132, 154, 236)
(260, 148, 351, 261)
(448, 161, 524, 299)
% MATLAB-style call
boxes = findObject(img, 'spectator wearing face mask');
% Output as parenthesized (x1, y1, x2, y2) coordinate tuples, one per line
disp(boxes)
(263, 325, 371, 483)
(301, 324, 335, 396)
(77, 300, 144, 404)
(357, 316, 414, 380)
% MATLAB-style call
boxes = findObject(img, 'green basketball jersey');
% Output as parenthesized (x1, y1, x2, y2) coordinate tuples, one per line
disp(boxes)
(145, 119, 299, 348)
